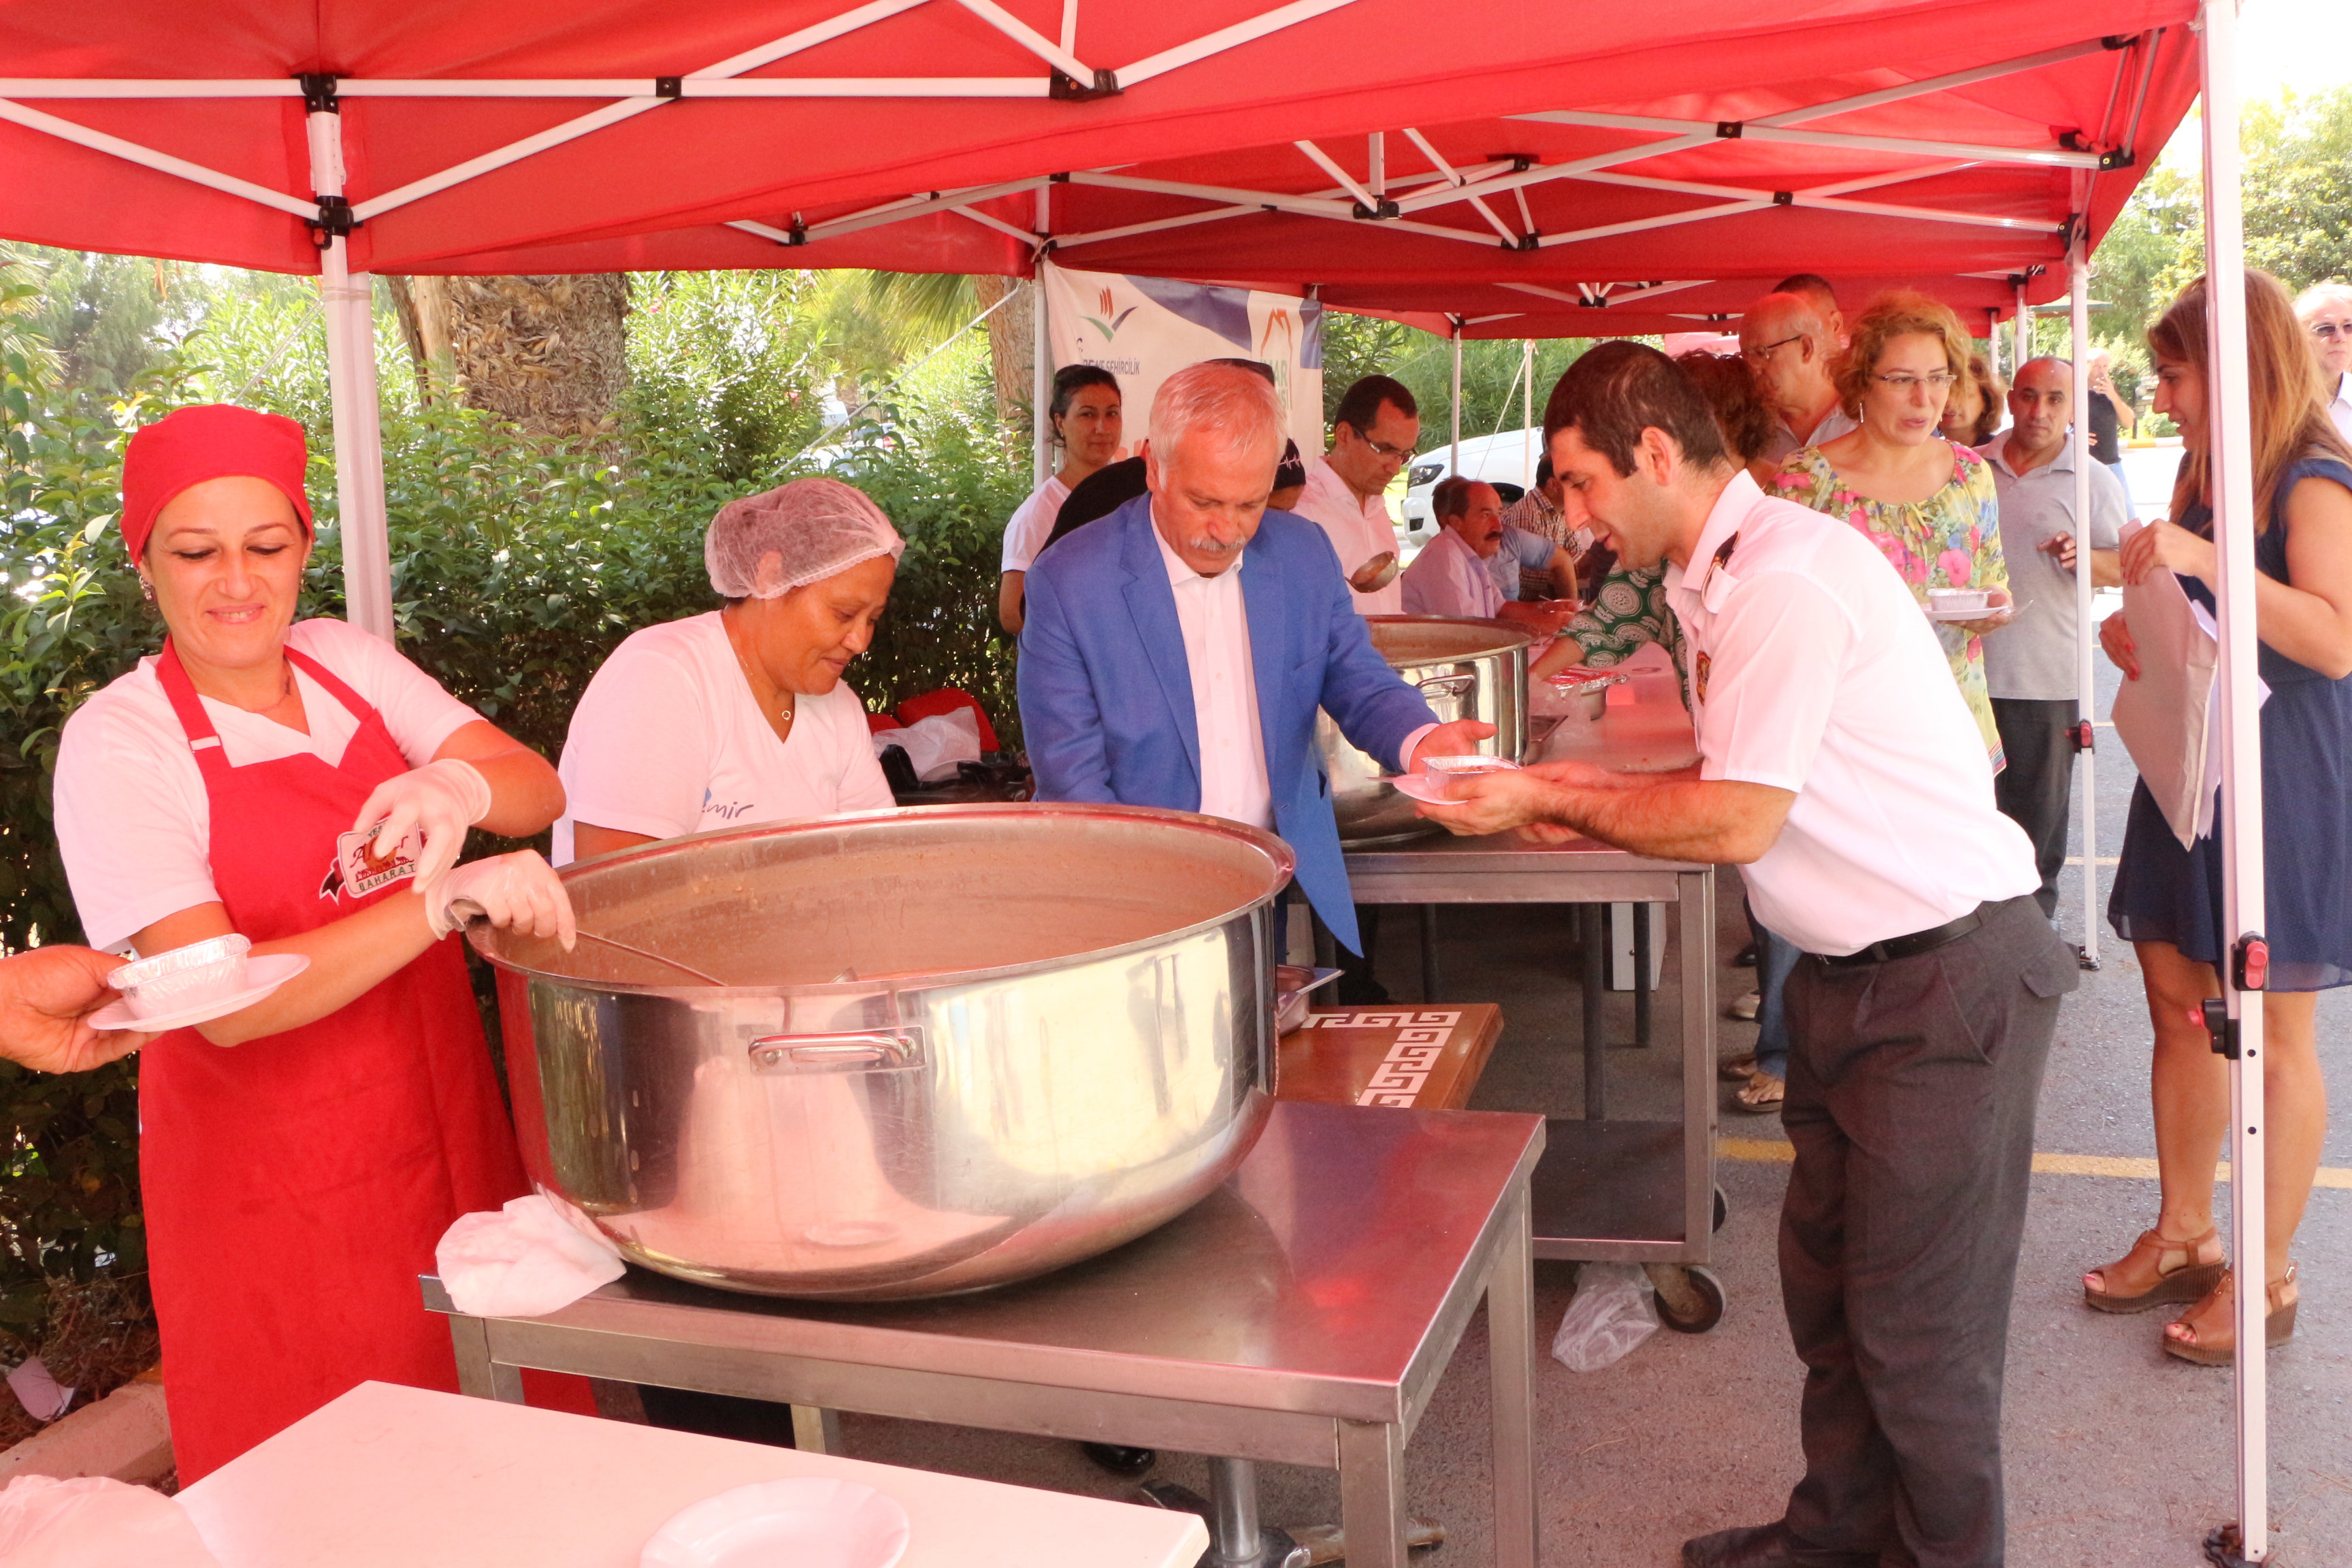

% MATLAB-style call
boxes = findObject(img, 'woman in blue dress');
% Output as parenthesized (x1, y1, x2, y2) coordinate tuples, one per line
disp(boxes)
(2087, 270, 2352, 1363)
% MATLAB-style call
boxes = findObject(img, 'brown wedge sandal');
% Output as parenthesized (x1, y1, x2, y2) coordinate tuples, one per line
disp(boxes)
(2163, 1264, 2298, 1366)
(2082, 1227, 2226, 1313)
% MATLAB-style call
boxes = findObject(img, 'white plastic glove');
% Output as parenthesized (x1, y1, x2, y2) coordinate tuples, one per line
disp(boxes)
(423, 851, 578, 950)
(351, 758, 493, 892)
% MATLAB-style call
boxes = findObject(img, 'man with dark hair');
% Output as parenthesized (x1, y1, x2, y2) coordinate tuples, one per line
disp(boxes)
(1421, 340, 2071, 1568)
(1296, 374, 1419, 615)
(1499, 453, 1588, 598)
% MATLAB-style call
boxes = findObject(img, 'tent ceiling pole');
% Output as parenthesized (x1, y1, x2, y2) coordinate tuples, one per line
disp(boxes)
(1754, 37, 2112, 126)
(1512, 108, 2102, 171)
(2197, 0, 2270, 1556)
(953, 0, 1100, 83)
(2067, 235, 2098, 968)
(309, 102, 392, 642)
(1115, 0, 1364, 88)
(0, 95, 316, 217)
(1033, 195, 1054, 489)
(1522, 340, 1534, 489)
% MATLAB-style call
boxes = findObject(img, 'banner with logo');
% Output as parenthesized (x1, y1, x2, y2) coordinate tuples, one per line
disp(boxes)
(1041, 262, 1324, 459)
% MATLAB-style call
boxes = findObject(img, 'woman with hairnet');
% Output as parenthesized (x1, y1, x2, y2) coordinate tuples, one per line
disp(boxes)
(555, 477, 903, 864)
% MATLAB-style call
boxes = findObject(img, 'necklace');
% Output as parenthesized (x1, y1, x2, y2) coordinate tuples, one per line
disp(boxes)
(722, 613, 795, 728)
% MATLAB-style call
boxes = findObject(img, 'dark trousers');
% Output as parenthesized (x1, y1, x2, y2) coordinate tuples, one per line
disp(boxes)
(1778, 897, 2075, 1568)
(1989, 698, 2077, 919)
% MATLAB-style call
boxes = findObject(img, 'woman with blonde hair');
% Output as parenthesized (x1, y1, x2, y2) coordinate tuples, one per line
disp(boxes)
(1775, 290, 2014, 762)
(2089, 269, 2352, 1362)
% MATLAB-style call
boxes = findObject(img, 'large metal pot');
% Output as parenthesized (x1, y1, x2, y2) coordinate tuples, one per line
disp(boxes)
(1318, 615, 1532, 846)
(469, 804, 1293, 1301)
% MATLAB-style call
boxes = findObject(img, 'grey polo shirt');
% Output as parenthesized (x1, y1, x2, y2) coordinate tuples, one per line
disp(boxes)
(1976, 434, 2127, 701)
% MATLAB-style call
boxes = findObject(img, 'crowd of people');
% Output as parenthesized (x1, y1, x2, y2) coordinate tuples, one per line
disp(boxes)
(1, 259, 2348, 1568)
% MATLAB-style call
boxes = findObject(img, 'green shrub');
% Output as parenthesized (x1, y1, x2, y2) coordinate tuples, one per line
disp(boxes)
(0, 265, 1029, 1357)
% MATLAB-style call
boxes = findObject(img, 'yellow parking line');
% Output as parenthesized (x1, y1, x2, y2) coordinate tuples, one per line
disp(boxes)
(1718, 1137, 2352, 1189)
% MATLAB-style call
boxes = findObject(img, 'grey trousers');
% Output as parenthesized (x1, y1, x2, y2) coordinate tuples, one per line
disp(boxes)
(1990, 698, 2079, 919)
(1778, 896, 2077, 1568)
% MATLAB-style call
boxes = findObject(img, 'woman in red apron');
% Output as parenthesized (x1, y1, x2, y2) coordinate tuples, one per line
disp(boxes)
(52, 405, 594, 1480)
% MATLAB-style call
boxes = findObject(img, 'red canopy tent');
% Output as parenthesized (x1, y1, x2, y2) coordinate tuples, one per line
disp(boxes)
(0, 3, 2285, 1559)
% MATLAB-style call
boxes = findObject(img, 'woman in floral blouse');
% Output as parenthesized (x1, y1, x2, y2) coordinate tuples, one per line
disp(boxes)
(1774, 291, 2015, 764)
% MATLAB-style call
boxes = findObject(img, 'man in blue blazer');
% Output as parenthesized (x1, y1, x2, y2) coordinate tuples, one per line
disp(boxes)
(1019, 362, 1488, 951)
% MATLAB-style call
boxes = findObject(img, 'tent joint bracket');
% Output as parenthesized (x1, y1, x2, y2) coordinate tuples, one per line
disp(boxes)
(2201, 999, 2241, 1060)
(1771, 191, 1794, 206)
(309, 195, 356, 249)
(655, 76, 683, 99)
(1714, 120, 1743, 140)
(1050, 68, 1121, 101)
(297, 74, 339, 115)
(1352, 197, 1402, 220)
(2233, 933, 2270, 994)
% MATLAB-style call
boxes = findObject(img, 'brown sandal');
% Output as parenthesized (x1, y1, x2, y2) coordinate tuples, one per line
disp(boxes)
(1718, 1053, 1759, 1083)
(1732, 1070, 1784, 1113)
(2163, 1264, 2299, 1365)
(2082, 1228, 2225, 1313)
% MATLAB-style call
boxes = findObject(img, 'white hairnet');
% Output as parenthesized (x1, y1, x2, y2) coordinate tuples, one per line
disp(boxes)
(704, 477, 905, 599)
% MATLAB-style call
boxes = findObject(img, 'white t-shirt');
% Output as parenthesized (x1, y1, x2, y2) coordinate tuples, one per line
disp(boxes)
(999, 475, 1072, 574)
(1399, 526, 1505, 620)
(1664, 473, 2038, 955)
(553, 612, 894, 864)
(54, 618, 482, 952)
(1293, 454, 1403, 615)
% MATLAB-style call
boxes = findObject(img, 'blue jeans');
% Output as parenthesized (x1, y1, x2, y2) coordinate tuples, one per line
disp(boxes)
(1747, 898, 1801, 1081)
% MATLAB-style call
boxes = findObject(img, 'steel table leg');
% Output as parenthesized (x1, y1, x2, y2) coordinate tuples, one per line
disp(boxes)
(1633, 901, 1654, 1047)
(1418, 904, 1440, 1001)
(1580, 903, 1605, 1119)
(1336, 1420, 1409, 1568)
(1487, 1185, 1539, 1568)
(446, 1313, 524, 1403)
(791, 1405, 842, 1453)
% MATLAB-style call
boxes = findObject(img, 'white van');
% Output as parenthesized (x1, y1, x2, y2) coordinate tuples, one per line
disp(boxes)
(1401, 427, 1542, 534)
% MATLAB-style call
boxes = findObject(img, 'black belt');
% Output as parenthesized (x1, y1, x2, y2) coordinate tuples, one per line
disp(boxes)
(1815, 905, 1987, 968)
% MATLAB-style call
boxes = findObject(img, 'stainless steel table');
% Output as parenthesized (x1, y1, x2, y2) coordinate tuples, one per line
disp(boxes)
(1345, 832, 1720, 1301)
(425, 1101, 1544, 1568)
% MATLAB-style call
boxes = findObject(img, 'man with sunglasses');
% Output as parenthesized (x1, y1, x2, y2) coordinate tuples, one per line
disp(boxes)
(1295, 374, 1418, 615)
(2299, 282, 2352, 443)
(1738, 290, 1857, 466)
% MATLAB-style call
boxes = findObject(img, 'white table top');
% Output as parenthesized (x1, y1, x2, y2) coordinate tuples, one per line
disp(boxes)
(178, 1382, 1207, 1568)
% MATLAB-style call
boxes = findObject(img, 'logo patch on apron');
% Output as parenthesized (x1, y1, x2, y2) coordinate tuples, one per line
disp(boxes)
(331, 823, 422, 900)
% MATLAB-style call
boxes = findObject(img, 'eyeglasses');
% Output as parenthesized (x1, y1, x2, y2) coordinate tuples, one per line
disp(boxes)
(2312, 321, 2352, 342)
(1741, 333, 1806, 365)
(1347, 428, 1416, 463)
(1875, 371, 1959, 393)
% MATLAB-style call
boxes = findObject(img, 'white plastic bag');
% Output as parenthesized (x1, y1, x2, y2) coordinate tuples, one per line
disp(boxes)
(435, 1193, 625, 1318)
(1549, 1262, 1659, 1372)
(874, 707, 983, 783)
(0, 1475, 220, 1568)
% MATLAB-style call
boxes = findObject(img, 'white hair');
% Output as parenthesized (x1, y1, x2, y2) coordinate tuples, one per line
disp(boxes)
(1149, 362, 1284, 469)
(2296, 281, 2352, 318)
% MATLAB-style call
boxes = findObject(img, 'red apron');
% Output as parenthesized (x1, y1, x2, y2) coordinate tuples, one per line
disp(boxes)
(143, 638, 592, 1480)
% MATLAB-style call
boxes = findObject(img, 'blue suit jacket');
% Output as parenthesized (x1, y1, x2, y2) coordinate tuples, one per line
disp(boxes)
(1017, 496, 1436, 951)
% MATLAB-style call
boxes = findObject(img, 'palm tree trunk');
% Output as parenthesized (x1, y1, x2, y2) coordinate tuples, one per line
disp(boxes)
(385, 274, 630, 439)
(975, 276, 1034, 444)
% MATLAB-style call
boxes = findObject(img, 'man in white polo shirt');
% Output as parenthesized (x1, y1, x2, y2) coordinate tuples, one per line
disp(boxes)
(1979, 358, 2125, 917)
(1294, 374, 1416, 615)
(1422, 343, 2074, 1568)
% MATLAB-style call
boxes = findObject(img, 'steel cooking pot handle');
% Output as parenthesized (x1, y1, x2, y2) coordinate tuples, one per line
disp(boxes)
(1416, 672, 1478, 700)
(749, 1028, 925, 1073)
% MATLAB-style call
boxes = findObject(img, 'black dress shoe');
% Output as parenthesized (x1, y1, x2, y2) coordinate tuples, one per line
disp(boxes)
(1682, 1522, 1880, 1568)
(1733, 941, 1759, 967)
(1079, 1442, 1157, 1476)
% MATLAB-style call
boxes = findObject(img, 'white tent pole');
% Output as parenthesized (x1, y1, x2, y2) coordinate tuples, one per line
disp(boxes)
(2014, 280, 2031, 382)
(2068, 237, 2099, 966)
(1450, 324, 1463, 478)
(308, 99, 393, 642)
(2198, 0, 2270, 1557)
(1522, 339, 1535, 490)
(1032, 205, 1054, 489)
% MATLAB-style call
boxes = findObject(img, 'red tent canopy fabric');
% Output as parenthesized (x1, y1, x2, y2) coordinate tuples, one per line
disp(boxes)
(0, 0, 2196, 334)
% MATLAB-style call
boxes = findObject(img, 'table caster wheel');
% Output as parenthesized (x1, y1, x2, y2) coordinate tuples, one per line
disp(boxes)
(1646, 1263, 1725, 1334)
(1712, 1183, 1729, 1233)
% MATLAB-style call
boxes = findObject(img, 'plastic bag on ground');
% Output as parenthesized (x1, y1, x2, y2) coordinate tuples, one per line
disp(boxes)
(872, 706, 982, 782)
(435, 1193, 625, 1318)
(0, 1475, 220, 1568)
(1550, 1262, 1659, 1372)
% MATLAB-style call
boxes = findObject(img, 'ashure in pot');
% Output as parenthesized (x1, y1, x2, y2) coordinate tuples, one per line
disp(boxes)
(1318, 615, 1532, 845)
(470, 804, 1293, 1301)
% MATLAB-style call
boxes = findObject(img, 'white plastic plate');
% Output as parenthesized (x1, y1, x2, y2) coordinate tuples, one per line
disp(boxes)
(1925, 602, 2025, 624)
(639, 1477, 910, 1568)
(87, 953, 310, 1032)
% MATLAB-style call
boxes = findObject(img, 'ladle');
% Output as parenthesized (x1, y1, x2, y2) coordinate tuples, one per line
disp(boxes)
(571, 928, 729, 986)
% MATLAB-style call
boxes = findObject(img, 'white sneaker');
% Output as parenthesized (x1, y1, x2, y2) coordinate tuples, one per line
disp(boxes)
(1725, 989, 1761, 1022)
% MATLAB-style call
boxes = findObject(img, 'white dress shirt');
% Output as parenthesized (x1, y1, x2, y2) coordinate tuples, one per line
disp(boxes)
(1399, 525, 1505, 619)
(1294, 453, 1403, 615)
(2328, 374, 2352, 445)
(1151, 512, 1275, 830)
(1664, 472, 2038, 955)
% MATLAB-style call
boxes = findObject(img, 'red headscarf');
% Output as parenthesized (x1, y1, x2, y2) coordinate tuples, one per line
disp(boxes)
(120, 405, 314, 562)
